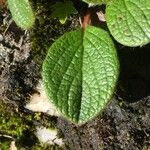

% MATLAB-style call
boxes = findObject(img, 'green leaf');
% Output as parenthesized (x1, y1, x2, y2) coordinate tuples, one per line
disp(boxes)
(50, 1, 77, 24)
(106, 0, 150, 47)
(8, 0, 35, 29)
(42, 26, 119, 124)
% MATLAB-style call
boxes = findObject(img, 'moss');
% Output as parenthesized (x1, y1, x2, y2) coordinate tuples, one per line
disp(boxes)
(0, 140, 62, 150)
(32, 112, 57, 129)
(142, 145, 150, 150)
(31, 143, 63, 150)
(0, 103, 28, 139)
(0, 140, 10, 150)
(0, 101, 58, 149)
(30, 0, 79, 66)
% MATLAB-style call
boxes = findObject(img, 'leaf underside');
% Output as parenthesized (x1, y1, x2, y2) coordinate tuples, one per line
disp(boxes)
(106, 0, 150, 47)
(8, 0, 35, 29)
(42, 26, 119, 124)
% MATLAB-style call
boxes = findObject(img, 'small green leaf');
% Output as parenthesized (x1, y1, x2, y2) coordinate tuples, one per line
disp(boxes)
(8, 0, 35, 29)
(106, 0, 150, 47)
(50, 1, 77, 24)
(42, 26, 119, 124)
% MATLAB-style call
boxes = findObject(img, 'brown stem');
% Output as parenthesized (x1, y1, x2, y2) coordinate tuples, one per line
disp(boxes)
(82, 12, 91, 30)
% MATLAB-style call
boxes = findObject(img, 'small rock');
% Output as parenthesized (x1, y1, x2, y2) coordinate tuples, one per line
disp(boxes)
(96, 11, 106, 22)
(35, 126, 64, 146)
(146, 96, 150, 107)
(25, 80, 60, 116)
(0, 44, 11, 60)
(9, 141, 17, 150)
(0, 34, 3, 41)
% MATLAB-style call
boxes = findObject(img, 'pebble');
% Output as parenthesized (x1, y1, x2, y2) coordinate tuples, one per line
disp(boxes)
(0, 34, 3, 41)
(25, 80, 60, 116)
(35, 126, 64, 146)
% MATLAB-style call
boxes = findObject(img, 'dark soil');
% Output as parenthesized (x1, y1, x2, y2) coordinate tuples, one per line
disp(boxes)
(0, 1, 150, 150)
